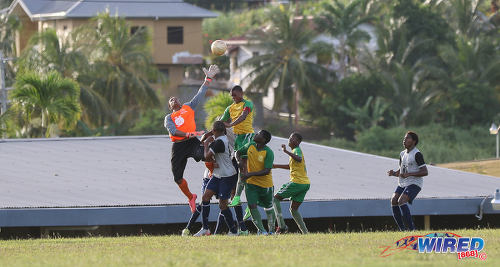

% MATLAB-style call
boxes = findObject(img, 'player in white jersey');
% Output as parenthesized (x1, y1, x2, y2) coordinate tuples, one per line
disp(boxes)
(194, 121, 239, 236)
(387, 131, 428, 231)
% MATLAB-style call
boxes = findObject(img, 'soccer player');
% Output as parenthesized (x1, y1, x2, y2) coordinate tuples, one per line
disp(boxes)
(222, 86, 255, 208)
(181, 161, 216, 236)
(164, 65, 219, 213)
(387, 131, 428, 231)
(194, 121, 239, 236)
(236, 130, 276, 235)
(273, 132, 310, 234)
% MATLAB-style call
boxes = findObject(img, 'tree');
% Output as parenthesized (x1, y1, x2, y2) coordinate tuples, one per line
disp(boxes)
(17, 28, 112, 133)
(203, 92, 233, 129)
(80, 12, 161, 134)
(315, 0, 374, 78)
(243, 6, 325, 129)
(10, 71, 81, 137)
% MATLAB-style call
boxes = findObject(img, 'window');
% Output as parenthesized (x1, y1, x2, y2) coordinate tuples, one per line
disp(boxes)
(130, 26, 146, 35)
(167, 26, 183, 44)
(63, 25, 67, 30)
(252, 51, 259, 57)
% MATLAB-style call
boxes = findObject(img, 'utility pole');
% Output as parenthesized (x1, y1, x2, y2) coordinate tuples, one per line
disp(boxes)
(1, 50, 14, 139)
(0, 50, 7, 116)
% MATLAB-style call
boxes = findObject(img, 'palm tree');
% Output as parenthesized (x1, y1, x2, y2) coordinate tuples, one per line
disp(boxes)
(10, 71, 81, 137)
(17, 28, 111, 132)
(315, 0, 374, 78)
(203, 92, 233, 129)
(81, 12, 161, 134)
(243, 6, 325, 129)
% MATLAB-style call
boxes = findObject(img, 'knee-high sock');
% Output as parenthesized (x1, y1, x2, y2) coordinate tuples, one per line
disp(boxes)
(186, 204, 201, 229)
(178, 178, 193, 200)
(265, 207, 276, 233)
(400, 204, 415, 230)
(214, 212, 225, 234)
(234, 174, 246, 197)
(290, 209, 308, 234)
(234, 205, 247, 231)
(273, 198, 286, 229)
(201, 201, 210, 230)
(221, 208, 238, 234)
(249, 208, 266, 232)
(392, 205, 406, 231)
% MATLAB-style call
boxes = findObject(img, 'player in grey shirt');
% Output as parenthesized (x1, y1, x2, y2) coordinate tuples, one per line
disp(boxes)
(387, 131, 428, 231)
(194, 121, 239, 236)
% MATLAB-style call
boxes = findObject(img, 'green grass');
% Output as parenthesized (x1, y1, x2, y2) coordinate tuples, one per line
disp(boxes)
(1, 229, 499, 266)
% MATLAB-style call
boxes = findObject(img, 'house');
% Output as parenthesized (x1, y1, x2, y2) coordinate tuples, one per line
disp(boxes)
(7, 0, 217, 94)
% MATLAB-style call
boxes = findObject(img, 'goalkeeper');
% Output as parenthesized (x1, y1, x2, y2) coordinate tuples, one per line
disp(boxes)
(164, 64, 220, 213)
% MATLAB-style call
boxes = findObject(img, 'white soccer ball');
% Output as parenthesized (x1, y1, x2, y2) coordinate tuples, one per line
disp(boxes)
(211, 40, 227, 56)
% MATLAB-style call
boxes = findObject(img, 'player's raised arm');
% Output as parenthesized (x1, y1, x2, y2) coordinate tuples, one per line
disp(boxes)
(185, 64, 220, 110)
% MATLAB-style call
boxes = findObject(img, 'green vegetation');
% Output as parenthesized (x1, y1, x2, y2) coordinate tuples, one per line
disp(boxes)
(319, 124, 496, 164)
(0, 230, 499, 266)
(0, 0, 499, 166)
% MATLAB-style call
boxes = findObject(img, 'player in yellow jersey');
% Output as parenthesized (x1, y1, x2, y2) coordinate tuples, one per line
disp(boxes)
(221, 86, 255, 220)
(236, 130, 276, 235)
(273, 133, 309, 234)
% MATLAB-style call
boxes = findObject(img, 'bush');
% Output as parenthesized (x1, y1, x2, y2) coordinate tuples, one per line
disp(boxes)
(318, 124, 496, 164)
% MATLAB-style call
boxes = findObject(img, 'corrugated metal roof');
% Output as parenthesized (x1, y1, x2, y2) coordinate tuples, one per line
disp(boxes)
(21, 0, 75, 14)
(14, 0, 217, 19)
(1, 135, 499, 209)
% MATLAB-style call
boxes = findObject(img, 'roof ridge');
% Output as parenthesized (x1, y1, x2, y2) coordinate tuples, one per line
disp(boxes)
(65, 0, 83, 15)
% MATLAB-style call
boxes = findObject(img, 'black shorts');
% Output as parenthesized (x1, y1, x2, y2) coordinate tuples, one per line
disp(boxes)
(395, 184, 421, 205)
(171, 138, 204, 182)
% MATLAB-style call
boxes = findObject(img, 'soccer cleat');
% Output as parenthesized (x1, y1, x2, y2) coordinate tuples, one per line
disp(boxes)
(228, 196, 241, 207)
(193, 228, 211, 237)
(239, 230, 249, 236)
(189, 194, 197, 213)
(181, 228, 191, 236)
(243, 206, 251, 221)
(276, 225, 289, 234)
(257, 230, 268, 236)
(227, 231, 239, 236)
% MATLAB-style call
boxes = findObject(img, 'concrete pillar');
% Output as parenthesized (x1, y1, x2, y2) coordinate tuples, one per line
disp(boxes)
(424, 215, 431, 230)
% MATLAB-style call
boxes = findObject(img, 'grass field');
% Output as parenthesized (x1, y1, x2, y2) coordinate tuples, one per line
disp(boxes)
(439, 159, 500, 177)
(0, 229, 498, 266)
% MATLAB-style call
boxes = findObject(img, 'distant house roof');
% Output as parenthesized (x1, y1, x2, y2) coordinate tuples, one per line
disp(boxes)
(9, 0, 218, 20)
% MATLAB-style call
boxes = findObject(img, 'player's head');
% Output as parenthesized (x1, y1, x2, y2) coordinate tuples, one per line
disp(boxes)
(168, 96, 181, 111)
(254, 129, 272, 145)
(289, 132, 302, 148)
(404, 131, 418, 149)
(212, 120, 226, 135)
(230, 85, 244, 103)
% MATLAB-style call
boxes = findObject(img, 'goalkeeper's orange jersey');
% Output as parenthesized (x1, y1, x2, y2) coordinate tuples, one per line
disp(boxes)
(169, 105, 196, 142)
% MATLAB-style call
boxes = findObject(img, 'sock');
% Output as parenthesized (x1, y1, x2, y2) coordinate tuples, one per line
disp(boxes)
(265, 207, 276, 233)
(400, 204, 415, 230)
(234, 205, 247, 231)
(249, 208, 266, 232)
(273, 198, 286, 229)
(201, 201, 210, 230)
(214, 212, 225, 234)
(186, 204, 201, 229)
(392, 205, 406, 231)
(234, 174, 246, 197)
(291, 209, 308, 234)
(221, 208, 238, 234)
(178, 179, 193, 200)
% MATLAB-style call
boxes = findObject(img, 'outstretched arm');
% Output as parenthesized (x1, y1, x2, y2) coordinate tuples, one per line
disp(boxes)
(186, 65, 220, 110)
(241, 168, 271, 180)
(273, 164, 290, 169)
